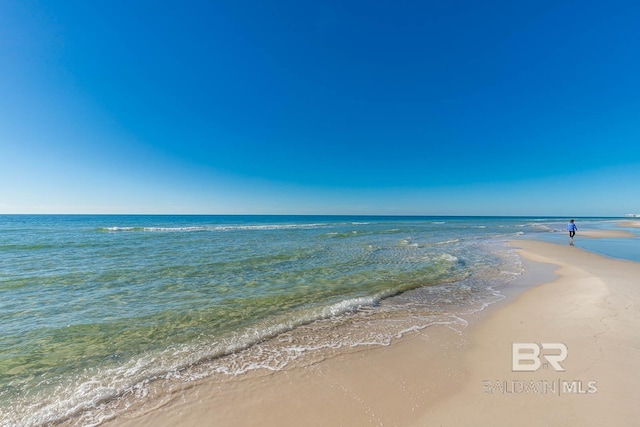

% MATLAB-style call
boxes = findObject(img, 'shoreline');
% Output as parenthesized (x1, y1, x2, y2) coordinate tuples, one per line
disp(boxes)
(103, 239, 640, 426)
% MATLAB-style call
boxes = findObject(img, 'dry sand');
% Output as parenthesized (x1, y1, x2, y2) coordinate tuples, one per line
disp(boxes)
(107, 240, 640, 427)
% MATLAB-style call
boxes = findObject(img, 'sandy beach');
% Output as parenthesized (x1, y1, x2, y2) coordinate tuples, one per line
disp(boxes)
(107, 240, 640, 427)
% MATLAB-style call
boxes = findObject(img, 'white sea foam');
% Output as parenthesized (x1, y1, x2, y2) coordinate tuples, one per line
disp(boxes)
(213, 223, 327, 231)
(99, 223, 339, 233)
(439, 253, 459, 262)
(524, 223, 554, 232)
(435, 239, 460, 245)
(102, 227, 137, 232)
(143, 226, 208, 232)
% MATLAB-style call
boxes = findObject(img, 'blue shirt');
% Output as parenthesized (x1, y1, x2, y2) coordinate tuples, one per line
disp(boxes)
(567, 222, 577, 231)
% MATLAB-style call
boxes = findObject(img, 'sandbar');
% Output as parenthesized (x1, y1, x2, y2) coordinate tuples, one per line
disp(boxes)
(618, 220, 640, 229)
(579, 229, 637, 238)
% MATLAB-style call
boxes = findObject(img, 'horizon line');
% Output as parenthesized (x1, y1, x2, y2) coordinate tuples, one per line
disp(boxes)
(0, 213, 630, 218)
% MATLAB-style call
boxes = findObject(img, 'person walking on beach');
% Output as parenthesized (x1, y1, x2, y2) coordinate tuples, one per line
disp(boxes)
(567, 219, 577, 246)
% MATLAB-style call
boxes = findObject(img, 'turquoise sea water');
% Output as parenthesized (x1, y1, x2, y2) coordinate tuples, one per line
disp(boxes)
(0, 215, 632, 426)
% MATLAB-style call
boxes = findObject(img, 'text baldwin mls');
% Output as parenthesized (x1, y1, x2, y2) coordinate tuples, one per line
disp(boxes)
(482, 343, 597, 395)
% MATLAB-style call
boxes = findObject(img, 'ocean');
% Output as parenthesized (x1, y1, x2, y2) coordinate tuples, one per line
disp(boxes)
(0, 215, 632, 426)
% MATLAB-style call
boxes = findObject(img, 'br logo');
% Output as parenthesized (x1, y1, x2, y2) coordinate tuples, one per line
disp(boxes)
(512, 343, 568, 372)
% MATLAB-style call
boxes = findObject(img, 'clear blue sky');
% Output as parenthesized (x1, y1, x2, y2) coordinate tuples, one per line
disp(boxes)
(1, 0, 639, 215)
